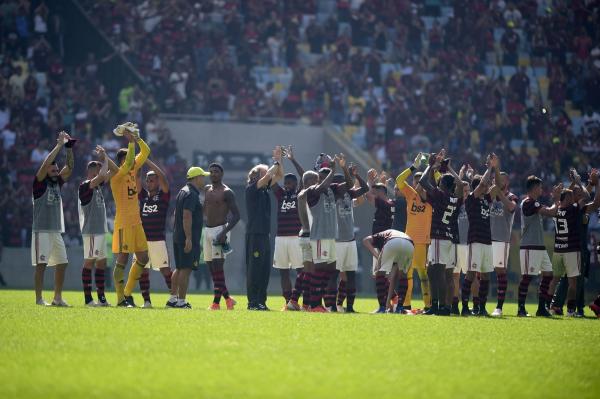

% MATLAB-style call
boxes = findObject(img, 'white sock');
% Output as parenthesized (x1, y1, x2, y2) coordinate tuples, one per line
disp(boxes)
(177, 299, 186, 306)
(169, 295, 178, 303)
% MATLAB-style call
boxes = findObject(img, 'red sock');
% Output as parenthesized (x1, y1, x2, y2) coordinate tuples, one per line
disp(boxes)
(375, 275, 387, 307)
(461, 278, 473, 308)
(337, 279, 347, 306)
(290, 271, 304, 302)
(478, 280, 489, 308)
(396, 277, 408, 306)
(496, 273, 507, 309)
(139, 269, 151, 302)
(82, 268, 92, 302)
(94, 268, 106, 301)
(163, 269, 172, 290)
(518, 275, 532, 306)
(539, 275, 552, 302)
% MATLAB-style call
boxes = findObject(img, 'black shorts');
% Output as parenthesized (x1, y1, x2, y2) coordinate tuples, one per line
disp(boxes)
(173, 242, 200, 270)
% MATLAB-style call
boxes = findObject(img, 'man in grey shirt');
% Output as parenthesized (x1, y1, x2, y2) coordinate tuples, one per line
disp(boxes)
(32, 131, 74, 306)
(489, 169, 519, 317)
(518, 176, 561, 317)
(78, 146, 111, 306)
(331, 165, 368, 313)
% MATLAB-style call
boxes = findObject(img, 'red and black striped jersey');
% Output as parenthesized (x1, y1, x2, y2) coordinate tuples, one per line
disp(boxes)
(554, 203, 585, 253)
(427, 187, 463, 243)
(466, 193, 492, 245)
(139, 189, 170, 241)
(372, 197, 394, 234)
(273, 184, 302, 237)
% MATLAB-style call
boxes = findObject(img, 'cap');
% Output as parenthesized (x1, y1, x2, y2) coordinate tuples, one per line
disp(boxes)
(187, 166, 210, 179)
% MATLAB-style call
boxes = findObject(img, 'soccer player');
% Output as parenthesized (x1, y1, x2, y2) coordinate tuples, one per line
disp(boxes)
(365, 168, 395, 313)
(246, 147, 283, 311)
(305, 154, 352, 312)
(488, 168, 519, 317)
(363, 229, 414, 314)
(517, 175, 562, 317)
(420, 151, 464, 315)
(331, 164, 368, 312)
(292, 173, 316, 311)
(550, 169, 595, 316)
(452, 180, 471, 315)
(549, 169, 599, 316)
(32, 131, 74, 306)
(171, 167, 210, 308)
(110, 123, 151, 307)
(137, 159, 174, 308)
(204, 163, 241, 310)
(395, 153, 432, 313)
(460, 155, 499, 317)
(78, 146, 111, 306)
(272, 146, 304, 310)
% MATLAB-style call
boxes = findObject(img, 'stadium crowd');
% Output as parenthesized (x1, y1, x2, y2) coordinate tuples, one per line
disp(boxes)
(0, 0, 187, 247)
(78, 0, 600, 184)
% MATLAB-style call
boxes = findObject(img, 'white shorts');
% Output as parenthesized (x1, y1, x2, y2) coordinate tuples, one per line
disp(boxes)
(82, 234, 107, 260)
(467, 243, 493, 273)
(520, 248, 553, 276)
(311, 239, 336, 264)
(335, 241, 358, 272)
(31, 232, 68, 266)
(492, 241, 510, 269)
(299, 236, 312, 263)
(552, 251, 581, 278)
(428, 239, 456, 269)
(203, 225, 230, 262)
(454, 244, 468, 274)
(273, 236, 303, 269)
(378, 238, 414, 275)
(146, 240, 170, 271)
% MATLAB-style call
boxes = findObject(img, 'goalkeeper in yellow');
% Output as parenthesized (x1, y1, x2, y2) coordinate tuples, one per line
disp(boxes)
(109, 123, 151, 307)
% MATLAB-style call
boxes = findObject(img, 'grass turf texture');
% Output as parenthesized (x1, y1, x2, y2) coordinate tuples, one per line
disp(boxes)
(1, 290, 599, 399)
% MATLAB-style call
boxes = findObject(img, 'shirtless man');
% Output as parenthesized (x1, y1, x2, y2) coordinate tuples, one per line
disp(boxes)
(204, 163, 241, 310)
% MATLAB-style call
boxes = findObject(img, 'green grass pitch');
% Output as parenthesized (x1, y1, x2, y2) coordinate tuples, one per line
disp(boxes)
(1, 290, 599, 399)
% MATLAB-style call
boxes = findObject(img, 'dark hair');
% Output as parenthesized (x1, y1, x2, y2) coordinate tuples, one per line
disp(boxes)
(332, 173, 344, 183)
(209, 163, 223, 172)
(117, 148, 128, 164)
(471, 175, 482, 191)
(284, 173, 297, 181)
(318, 167, 331, 174)
(373, 183, 388, 194)
(560, 189, 572, 202)
(526, 175, 542, 191)
(87, 161, 101, 170)
(440, 174, 455, 192)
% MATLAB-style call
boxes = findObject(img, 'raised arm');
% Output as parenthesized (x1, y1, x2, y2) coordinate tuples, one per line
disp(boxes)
(494, 186, 517, 213)
(584, 169, 600, 213)
(90, 146, 110, 189)
(286, 145, 305, 188)
(146, 158, 169, 193)
(339, 154, 353, 192)
(538, 184, 562, 217)
(395, 152, 422, 189)
(115, 132, 136, 178)
(349, 165, 369, 198)
(60, 140, 75, 181)
(36, 131, 67, 181)
(257, 146, 283, 189)
(215, 189, 241, 243)
(447, 163, 465, 198)
(313, 158, 337, 195)
(133, 136, 151, 171)
(473, 164, 493, 198)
